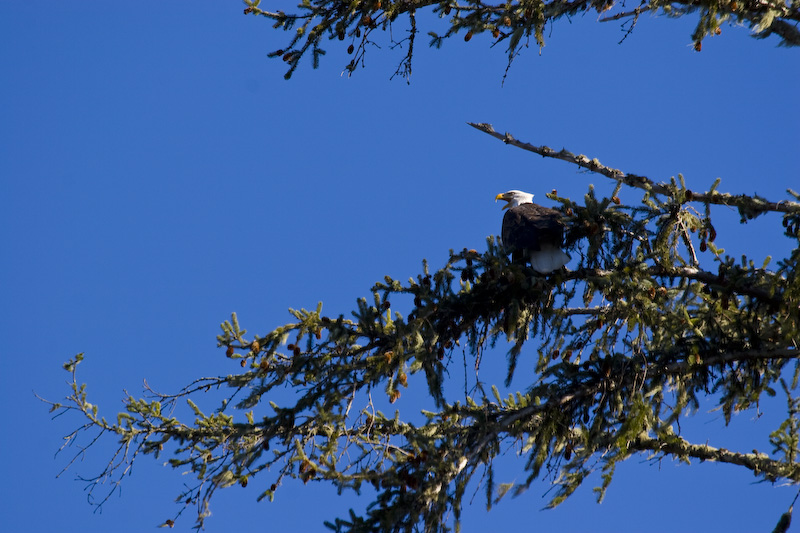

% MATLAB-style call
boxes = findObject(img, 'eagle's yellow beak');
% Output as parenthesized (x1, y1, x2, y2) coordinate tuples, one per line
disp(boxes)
(495, 193, 511, 210)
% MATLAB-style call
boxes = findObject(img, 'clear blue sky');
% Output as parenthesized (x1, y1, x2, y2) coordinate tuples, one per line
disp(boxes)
(2, 3, 799, 532)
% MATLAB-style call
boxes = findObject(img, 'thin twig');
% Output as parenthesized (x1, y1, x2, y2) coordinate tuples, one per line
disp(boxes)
(599, 5, 652, 23)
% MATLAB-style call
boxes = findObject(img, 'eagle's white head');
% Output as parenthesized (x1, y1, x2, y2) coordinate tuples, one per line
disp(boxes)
(495, 190, 534, 210)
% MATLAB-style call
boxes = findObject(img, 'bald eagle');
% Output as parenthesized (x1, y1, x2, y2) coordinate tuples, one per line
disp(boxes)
(495, 190, 570, 273)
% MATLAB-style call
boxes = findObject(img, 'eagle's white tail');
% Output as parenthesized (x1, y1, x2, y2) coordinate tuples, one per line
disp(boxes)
(528, 245, 570, 274)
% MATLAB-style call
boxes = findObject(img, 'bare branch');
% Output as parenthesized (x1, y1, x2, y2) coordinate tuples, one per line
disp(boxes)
(467, 122, 800, 214)
(632, 435, 800, 481)
(599, 5, 652, 22)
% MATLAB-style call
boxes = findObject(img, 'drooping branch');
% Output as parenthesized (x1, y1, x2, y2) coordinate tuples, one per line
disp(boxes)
(243, 0, 799, 79)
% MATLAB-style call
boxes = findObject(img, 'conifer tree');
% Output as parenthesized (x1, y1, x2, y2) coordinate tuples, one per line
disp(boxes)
(45, 123, 800, 531)
(241, 0, 800, 79)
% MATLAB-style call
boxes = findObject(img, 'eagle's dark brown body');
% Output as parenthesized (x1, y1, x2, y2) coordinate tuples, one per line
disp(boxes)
(500, 202, 569, 273)
(502, 204, 565, 257)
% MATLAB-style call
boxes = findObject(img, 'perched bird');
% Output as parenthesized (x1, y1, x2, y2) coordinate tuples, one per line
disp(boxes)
(495, 190, 570, 273)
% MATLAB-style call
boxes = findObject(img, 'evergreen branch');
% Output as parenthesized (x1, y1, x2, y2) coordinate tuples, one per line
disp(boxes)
(245, 0, 799, 79)
(766, 19, 800, 46)
(661, 347, 799, 373)
(599, 0, 800, 48)
(45, 148, 800, 529)
(566, 265, 783, 306)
